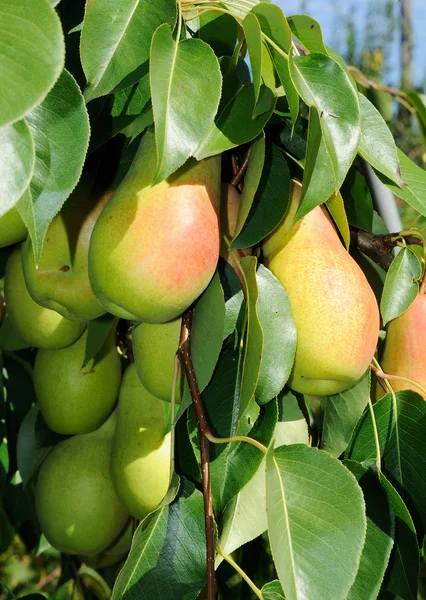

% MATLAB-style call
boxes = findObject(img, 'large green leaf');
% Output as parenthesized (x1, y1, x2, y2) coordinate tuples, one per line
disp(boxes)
(380, 247, 422, 326)
(81, 0, 176, 101)
(358, 94, 403, 186)
(150, 24, 222, 182)
(381, 476, 419, 600)
(407, 90, 426, 147)
(0, 121, 34, 217)
(0, 0, 64, 127)
(287, 15, 327, 54)
(266, 444, 366, 600)
(232, 143, 291, 249)
(243, 13, 263, 110)
(256, 265, 296, 404)
(112, 479, 206, 600)
(348, 390, 426, 534)
(197, 10, 238, 57)
(289, 53, 360, 191)
(18, 70, 90, 262)
(379, 149, 426, 217)
(344, 462, 395, 600)
(321, 371, 370, 458)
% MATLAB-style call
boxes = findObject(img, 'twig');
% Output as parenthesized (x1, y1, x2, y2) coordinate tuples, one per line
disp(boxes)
(36, 566, 61, 590)
(231, 145, 252, 188)
(178, 310, 215, 600)
(350, 228, 423, 270)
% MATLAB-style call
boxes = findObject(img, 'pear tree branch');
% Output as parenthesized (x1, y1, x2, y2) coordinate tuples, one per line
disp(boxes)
(350, 228, 423, 270)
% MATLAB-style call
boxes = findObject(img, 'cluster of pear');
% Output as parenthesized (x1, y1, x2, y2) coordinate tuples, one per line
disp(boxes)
(1, 128, 391, 558)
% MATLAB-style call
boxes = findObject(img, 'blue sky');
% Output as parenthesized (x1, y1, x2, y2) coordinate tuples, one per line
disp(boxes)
(276, 0, 426, 89)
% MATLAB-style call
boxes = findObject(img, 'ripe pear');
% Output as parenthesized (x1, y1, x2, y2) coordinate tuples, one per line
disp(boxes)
(111, 364, 171, 519)
(34, 327, 121, 434)
(4, 247, 85, 349)
(0, 207, 27, 248)
(133, 318, 184, 403)
(377, 291, 426, 399)
(35, 414, 128, 555)
(89, 130, 221, 323)
(21, 182, 111, 322)
(263, 180, 380, 395)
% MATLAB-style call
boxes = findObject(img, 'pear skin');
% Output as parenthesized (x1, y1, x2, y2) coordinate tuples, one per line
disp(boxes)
(22, 182, 111, 322)
(377, 292, 426, 400)
(263, 181, 380, 395)
(111, 364, 171, 519)
(4, 247, 85, 349)
(34, 328, 121, 434)
(88, 130, 221, 323)
(0, 207, 27, 248)
(35, 415, 128, 555)
(133, 318, 184, 403)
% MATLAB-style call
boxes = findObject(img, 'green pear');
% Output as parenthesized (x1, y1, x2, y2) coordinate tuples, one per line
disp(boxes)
(34, 328, 121, 434)
(111, 364, 171, 519)
(133, 318, 184, 403)
(35, 414, 128, 555)
(0, 207, 27, 248)
(263, 180, 380, 395)
(89, 130, 221, 323)
(79, 520, 133, 569)
(21, 182, 111, 322)
(4, 247, 85, 349)
(377, 291, 426, 400)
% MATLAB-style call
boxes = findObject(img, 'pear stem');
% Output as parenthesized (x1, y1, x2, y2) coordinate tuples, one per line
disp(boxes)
(206, 432, 267, 454)
(371, 364, 426, 398)
(367, 395, 382, 476)
(178, 310, 215, 600)
(231, 145, 252, 188)
(215, 542, 264, 599)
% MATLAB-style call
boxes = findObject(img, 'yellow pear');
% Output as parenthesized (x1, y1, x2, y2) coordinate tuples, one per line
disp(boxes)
(4, 247, 84, 349)
(34, 328, 121, 434)
(111, 364, 171, 519)
(88, 130, 221, 323)
(21, 182, 111, 322)
(377, 291, 426, 399)
(263, 180, 380, 395)
(133, 318, 184, 403)
(0, 207, 27, 248)
(35, 414, 128, 555)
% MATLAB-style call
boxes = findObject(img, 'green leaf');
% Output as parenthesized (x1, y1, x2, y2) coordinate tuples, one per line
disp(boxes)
(18, 70, 90, 263)
(81, 315, 115, 369)
(0, 0, 64, 127)
(380, 248, 422, 325)
(178, 273, 225, 418)
(239, 256, 264, 417)
(407, 91, 426, 147)
(0, 316, 30, 351)
(266, 445, 366, 600)
(0, 121, 35, 217)
(287, 15, 327, 54)
(232, 143, 291, 249)
(289, 53, 360, 191)
(358, 94, 403, 186)
(321, 370, 370, 458)
(297, 106, 335, 219)
(81, 0, 176, 102)
(243, 13, 263, 110)
(262, 580, 285, 599)
(232, 133, 265, 242)
(379, 149, 426, 217)
(341, 167, 375, 231)
(326, 191, 351, 249)
(256, 265, 296, 404)
(348, 390, 426, 534)
(252, 3, 298, 122)
(381, 475, 419, 600)
(150, 24, 222, 182)
(218, 261, 244, 340)
(112, 479, 206, 600)
(274, 391, 309, 447)
(195, 82, 275, 160)
(17, 405, 66, 487)
(198, 10, 238, 57)
(344, 462, 395, 600)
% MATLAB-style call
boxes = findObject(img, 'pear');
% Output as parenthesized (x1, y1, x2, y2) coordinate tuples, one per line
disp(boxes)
(4, 247, 85, 349)
(34, 328, 121, 434)
(35, 414, 128, 555)
(0, 207, 27, 248)
(377, 291, 426, 399)
(133, 318, 184, 403)
(21, 181, 111, 322)
(89, 130, 221, 323)
(111, 364, 171, 519)
(79, 520, 133, 569)
(263, 180, 380, 395)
